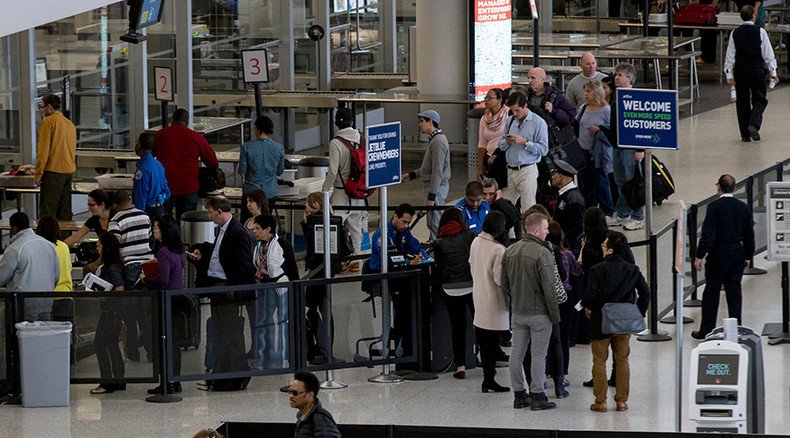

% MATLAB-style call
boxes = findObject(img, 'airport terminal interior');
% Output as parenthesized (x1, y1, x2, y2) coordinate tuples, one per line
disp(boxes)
(1, 0, 790, 436)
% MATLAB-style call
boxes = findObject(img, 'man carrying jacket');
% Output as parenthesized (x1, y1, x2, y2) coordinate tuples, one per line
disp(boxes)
(502, 212, 560, 410)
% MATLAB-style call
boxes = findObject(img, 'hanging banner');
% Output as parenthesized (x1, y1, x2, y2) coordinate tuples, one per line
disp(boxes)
(472, 0, 512, 102)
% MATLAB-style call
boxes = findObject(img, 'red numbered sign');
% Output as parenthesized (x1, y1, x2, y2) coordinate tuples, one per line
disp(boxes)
(242, 49, 270, 83)
(154, 66, 173, 101)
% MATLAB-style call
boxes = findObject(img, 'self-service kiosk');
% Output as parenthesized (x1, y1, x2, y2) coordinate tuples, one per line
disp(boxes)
(689, 322, 765, 434)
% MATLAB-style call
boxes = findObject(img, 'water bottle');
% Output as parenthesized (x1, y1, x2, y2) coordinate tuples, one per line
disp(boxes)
(730, 87, 737, 102)
(769, 77, 777, 90)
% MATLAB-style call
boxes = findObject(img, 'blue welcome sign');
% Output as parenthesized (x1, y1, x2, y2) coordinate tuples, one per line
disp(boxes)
(365, 122, 402, 188)
(616, 88, 679, 150)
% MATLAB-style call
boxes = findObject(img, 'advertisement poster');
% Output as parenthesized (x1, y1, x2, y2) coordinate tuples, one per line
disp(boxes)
(472, 0, 512, 102)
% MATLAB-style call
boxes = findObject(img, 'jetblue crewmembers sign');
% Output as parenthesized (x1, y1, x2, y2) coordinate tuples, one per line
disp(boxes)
(365, 122, 402, 189)
(616, 88, 678, 150)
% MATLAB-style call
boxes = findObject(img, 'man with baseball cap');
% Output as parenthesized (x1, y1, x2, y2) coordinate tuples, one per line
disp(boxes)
(323, 108, 367, 263)
(401, 110, 451, 240)
(550, 159, 585, 254)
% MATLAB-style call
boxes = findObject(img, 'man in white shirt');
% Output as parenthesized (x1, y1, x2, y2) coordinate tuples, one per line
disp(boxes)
(724, 5, 779, 143)
(565, 53, 608, 109)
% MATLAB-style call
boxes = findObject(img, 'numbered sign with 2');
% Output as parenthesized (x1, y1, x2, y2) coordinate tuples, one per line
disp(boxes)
(154, 66, 173, 102)
(242, 49, 270, 83)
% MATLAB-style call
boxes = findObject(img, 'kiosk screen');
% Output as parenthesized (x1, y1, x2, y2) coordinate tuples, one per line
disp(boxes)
(697, 354, 739, 385)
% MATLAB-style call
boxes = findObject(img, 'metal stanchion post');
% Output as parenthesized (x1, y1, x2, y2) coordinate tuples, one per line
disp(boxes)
(661, 222, 693, 324)
(320, 191, 346, 389)
(639, 234, 671, 342)
(674, 203, 686, 432)
(146, 291, 181, 403)
(369, 186, 403, 383)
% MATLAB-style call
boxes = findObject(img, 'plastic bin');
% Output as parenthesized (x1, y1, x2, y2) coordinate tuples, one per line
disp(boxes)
(15, 321, 72, 407)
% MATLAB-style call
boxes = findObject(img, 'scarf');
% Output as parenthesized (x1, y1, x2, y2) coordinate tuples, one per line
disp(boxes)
(255, 240, 270, 283)
(483, 105, 508, 132)
(438, 220, 465, 238)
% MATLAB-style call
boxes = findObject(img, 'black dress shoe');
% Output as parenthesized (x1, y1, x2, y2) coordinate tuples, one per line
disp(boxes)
(748, 125, 761, 142)
(741, 137, 752, 143)
(482, 381, 510, 393)
(147, 383, 182, 395)
(691, 330, 707, 340)
(583, 379, 593, 387)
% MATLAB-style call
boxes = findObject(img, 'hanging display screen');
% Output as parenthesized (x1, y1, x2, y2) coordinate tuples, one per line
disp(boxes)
(471, 0, 512, 102)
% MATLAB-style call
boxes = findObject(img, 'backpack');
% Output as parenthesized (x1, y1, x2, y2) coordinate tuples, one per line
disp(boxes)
(335, 134, 375, 199)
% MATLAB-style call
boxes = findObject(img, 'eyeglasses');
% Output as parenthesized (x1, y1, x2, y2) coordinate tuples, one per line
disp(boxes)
(287, 388, 306, 396)
(87, 202, 97, 207)
(484, 95, 498, 101)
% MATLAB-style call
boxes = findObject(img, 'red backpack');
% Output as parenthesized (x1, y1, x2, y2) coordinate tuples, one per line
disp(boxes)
(335, 134, 375, 199)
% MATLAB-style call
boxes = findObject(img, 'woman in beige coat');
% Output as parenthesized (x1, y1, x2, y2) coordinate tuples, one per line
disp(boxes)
(469, 211, 510, 393)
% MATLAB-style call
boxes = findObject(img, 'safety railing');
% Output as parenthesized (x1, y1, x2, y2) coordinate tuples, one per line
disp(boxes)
(0, 270, 421, 402)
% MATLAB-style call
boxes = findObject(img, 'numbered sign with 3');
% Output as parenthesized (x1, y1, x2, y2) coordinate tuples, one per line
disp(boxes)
(242, 49, 270, 83)
(154, 66, 173, 101)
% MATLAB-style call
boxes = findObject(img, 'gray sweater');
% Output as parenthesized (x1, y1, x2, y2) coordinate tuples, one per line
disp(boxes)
(0, 228, 60, 320)
(322, 127, 359, 192)
(565, 71, 608, 109)
(411, 130, 451, 200)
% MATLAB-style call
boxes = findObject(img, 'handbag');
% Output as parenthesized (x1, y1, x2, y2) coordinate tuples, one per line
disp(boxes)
(198, 166, 226, 195)
(554, 270, 568, 304)
(601, 294, 646, 334)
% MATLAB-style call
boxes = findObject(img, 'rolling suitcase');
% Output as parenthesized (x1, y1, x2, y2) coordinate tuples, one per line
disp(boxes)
(650, 154, 675, 205)
(173, 295, 201, 350)
(201, 307, 250, 391)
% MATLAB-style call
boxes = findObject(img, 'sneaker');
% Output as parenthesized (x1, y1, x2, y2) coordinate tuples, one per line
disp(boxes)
(606, 214, 624, 227)
(341, 261, 360, 273)
(623, 218, 645, 231)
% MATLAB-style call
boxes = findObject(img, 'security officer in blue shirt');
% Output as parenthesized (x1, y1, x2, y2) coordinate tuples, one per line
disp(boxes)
(454, 181, 490, 234)
(369, 203, 424, 272)
(133, 132, 170, 219)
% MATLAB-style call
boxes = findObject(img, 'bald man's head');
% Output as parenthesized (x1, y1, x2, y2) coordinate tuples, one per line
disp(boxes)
(527, 68, 547, 93)
(717, 174, 736, 194)
(580, 53, 597, 77)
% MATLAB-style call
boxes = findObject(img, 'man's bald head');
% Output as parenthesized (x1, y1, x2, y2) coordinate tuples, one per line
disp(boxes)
(528, 68, 547, 93)
(580, 52, 597, 77)
(717, 174, 736, 194)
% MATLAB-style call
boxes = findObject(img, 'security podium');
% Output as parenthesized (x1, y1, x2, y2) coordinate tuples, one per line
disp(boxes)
(689, 325, 765, 434)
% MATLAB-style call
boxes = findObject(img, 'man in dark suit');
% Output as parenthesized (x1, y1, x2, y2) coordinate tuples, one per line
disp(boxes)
(692, 175, 755, 339)
(190, 196, 255, 383)
(550, 160, 585, 255)
(191, 196, 255, 286)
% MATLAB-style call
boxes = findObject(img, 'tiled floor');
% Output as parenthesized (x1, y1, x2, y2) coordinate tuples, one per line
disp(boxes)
(2, 86, 790, 438)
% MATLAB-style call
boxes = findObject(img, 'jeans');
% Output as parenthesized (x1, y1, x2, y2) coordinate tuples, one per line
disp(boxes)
(591, 334, 631, 403)
(509, 313, 553, 394)
(613, 148, 643, 221)
(424, 183, 449, 241)
(255, 287, 289, 369)
(164, 192, 198, 221)
(578, 163, 614, 216)
(331, 189, 367, 253)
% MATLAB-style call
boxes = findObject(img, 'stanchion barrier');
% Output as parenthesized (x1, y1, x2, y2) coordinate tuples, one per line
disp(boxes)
(685, 203, 702, 307)
(146, 290, 180, 403)
(638, 230, 672, 342)
(320, 190, 346, 389)
(660, 221, 692, 325)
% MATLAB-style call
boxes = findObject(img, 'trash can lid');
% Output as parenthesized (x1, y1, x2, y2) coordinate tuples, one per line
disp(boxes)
(15, 321, 72, 336)
(467, 107, 486, 119)
(180, 210, 212, 222)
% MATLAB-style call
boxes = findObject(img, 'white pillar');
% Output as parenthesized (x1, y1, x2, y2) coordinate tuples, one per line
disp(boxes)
(416, 0, 467, 144)
(174, 0, 193, 125)
(127, 32, 149, 141)
(17, 30, 36, 165)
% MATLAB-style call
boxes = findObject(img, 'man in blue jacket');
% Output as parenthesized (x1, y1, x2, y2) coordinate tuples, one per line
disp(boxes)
(455, 181, 490, 234)
(133, 132, 170, 220)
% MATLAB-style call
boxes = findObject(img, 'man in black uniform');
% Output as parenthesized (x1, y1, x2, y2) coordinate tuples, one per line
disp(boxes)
(692, 175, 755, 339)
(724, 5, 778, 142)
(550, 160, 585, 255)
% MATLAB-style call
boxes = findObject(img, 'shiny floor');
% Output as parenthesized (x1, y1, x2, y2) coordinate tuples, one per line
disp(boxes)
(3, 86, 790, 437)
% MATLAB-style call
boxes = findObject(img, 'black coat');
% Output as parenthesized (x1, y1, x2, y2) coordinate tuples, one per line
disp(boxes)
(191, 216, 255, 286)
(553, 186, 585, 254)
(581, 254, 651, 340)
(294, 399, 341, 438)
(491, 197, 522, 241)
(433, 229, 474, 288)
(695, 196, 755, 263)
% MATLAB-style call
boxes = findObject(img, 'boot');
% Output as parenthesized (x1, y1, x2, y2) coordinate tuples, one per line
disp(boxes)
(554, 375, 569, 398)
(530, 392, 557, 411)
(482, 380, 510, 393)
(513, 390, 531, 409)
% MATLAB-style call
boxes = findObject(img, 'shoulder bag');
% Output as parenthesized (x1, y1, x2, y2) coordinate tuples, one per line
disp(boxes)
(601, 292, 646, 334)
